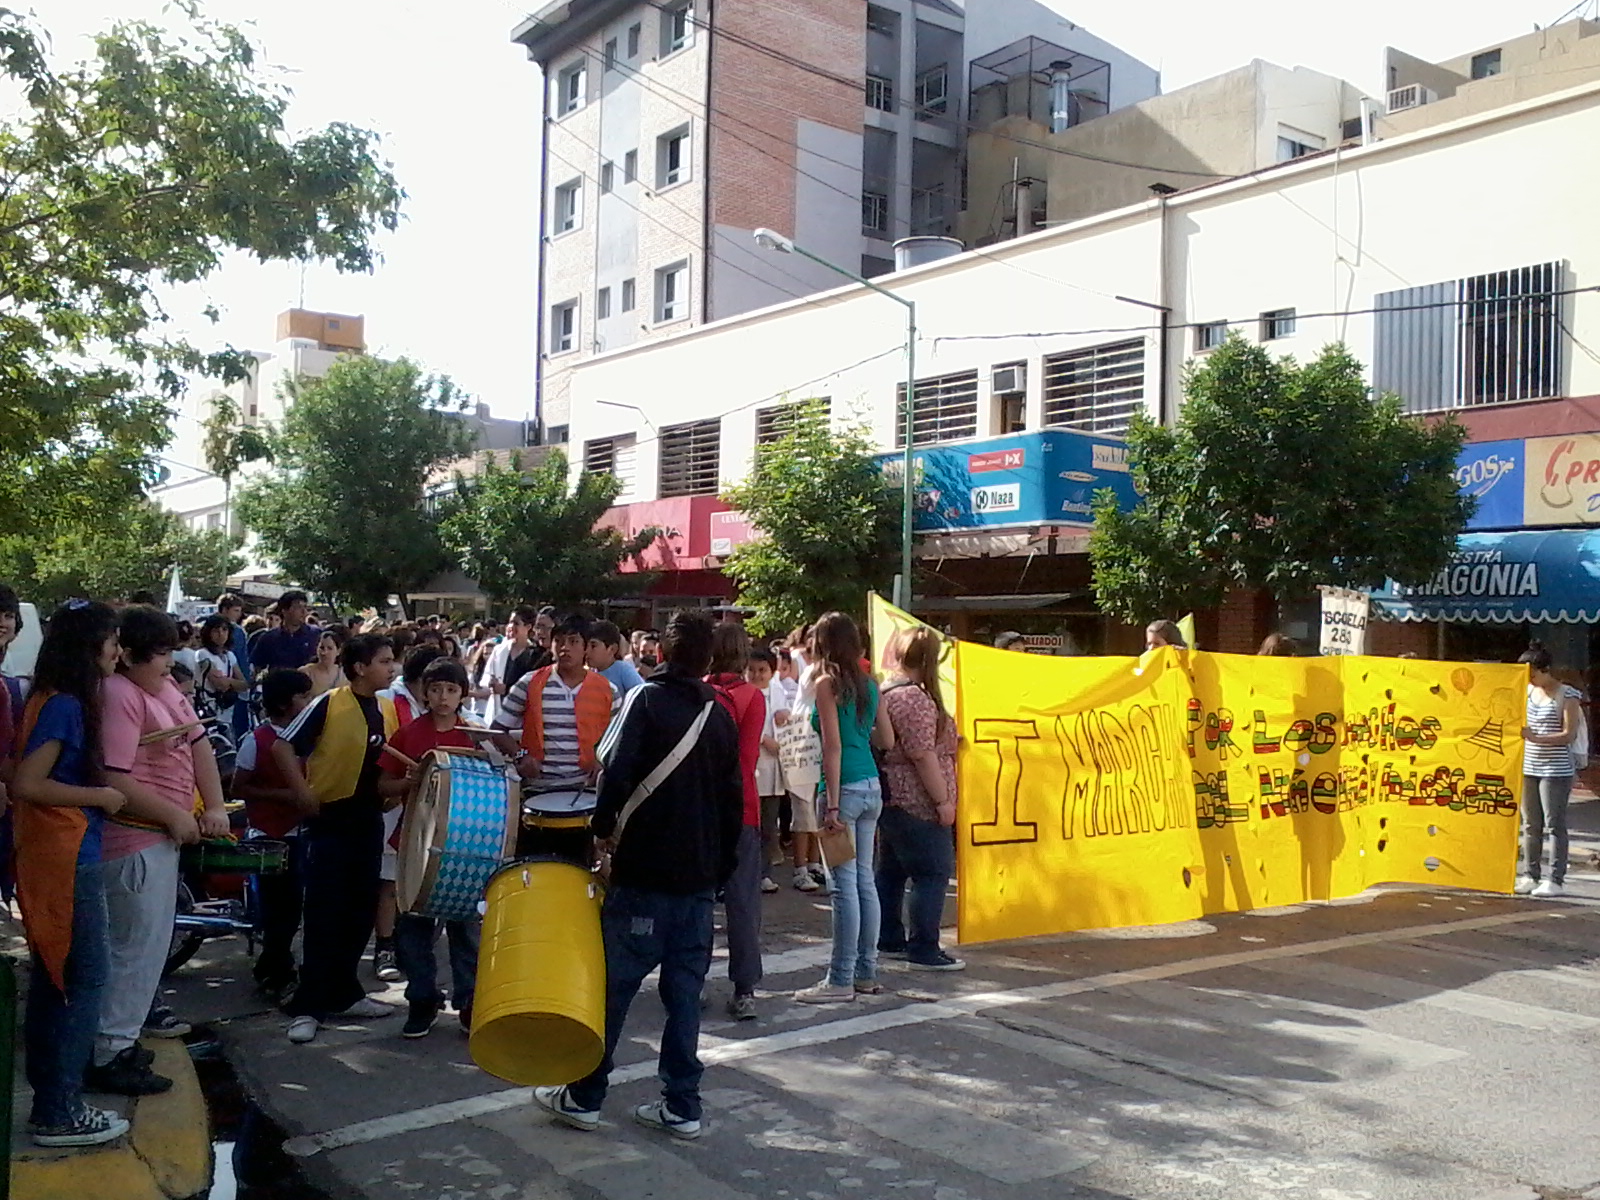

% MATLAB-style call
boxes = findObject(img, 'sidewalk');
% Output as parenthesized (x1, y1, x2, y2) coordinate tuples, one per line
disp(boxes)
(6, 949, 212, 1200)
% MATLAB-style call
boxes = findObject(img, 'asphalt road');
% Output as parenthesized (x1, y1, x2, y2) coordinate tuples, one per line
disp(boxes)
(171, 808, 1600, 1200)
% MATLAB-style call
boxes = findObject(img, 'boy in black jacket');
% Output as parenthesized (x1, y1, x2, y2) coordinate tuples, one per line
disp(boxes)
(534, 609, 742, 1141)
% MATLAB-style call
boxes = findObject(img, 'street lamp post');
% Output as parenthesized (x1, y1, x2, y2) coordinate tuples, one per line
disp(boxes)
(753, 229, 917, 611)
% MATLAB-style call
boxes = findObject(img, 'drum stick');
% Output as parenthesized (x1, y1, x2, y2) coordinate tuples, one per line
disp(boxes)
(381, 745, 420, 771)
(139, 721, 203, 746)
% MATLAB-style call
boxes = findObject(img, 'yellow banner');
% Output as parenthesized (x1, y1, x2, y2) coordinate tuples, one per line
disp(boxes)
(866, 596, 1525, 944)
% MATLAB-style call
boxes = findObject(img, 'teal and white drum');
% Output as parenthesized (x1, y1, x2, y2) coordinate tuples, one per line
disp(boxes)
(398, 749, 519, 921)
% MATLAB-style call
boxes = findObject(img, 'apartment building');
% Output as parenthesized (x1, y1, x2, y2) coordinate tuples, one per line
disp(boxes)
(510, 0, 1158, 444)
(563, 73, 1600, 661)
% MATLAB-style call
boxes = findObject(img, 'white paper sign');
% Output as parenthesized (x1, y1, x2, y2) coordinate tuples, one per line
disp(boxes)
(1318, 586, 1370, 656)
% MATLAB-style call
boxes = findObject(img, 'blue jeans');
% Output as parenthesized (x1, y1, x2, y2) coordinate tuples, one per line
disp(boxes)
(876, 804, 954, 963)
(394, 913, 480, 1009)
(25, 861, 110, 1126)
(827, 778, 883, 988)
(567, 886, 714, 1122)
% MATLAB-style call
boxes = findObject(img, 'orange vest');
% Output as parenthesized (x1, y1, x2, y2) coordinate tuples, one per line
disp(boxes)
(520, 666, 612, 773)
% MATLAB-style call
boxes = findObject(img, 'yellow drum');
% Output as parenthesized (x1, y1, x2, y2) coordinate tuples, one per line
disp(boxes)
(469, 858, 605, 1086)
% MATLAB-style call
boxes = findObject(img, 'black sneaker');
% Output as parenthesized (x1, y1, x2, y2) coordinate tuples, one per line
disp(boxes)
(907, 951, 966, 972)
(457, 1000, 473, 1034)
(402, 1001, 440, 1039)
(143, 1004, 192, 1038)
(84, 1047, 174, 1096)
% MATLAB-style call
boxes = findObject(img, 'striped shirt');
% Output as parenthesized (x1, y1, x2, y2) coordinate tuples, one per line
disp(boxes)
(495, 668, 619, 793)
(1525, 685, 1580, 778)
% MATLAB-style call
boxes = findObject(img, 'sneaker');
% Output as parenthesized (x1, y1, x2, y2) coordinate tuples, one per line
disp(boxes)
(760, 876, 779, 894)
(633, 1100, 702, 1140)
(809, 865, 831, 894)
(794, 868, 821, 893)
(84, 1047, 173, 1096)
(794, 982, 855, 1004)
(336, 996, 397, 1019)
(32, 1104, 130, 1148)
(375, 948, 403, 982)
(143, 1005, 192, 1038)
(1532, 878, 1565, 898)
(533, 1085, 600, 1132)
(908, 951, 967, 972)
(1514, 874, 1538, 895)
(402, 1001, 439, 1039)
(286, 1016, 320, 1044)
(458, 1001, 473, 1034)
(727, 992, 758, 1021)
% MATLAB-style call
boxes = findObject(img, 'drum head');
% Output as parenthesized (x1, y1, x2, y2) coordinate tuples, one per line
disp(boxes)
(397, 754, 451, 913)
(522, 788, 597, 817)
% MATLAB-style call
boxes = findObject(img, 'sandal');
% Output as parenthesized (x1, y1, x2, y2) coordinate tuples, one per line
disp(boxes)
(853, 979, 884, 995)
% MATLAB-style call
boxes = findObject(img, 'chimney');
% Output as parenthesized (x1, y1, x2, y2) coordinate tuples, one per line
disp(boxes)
(1049, 60, 1074, 134)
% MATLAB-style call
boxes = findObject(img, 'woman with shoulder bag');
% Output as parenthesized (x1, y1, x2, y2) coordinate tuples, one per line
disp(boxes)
(876, 627, 962, 971)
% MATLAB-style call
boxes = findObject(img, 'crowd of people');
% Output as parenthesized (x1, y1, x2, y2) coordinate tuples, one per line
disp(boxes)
(0, 586, 965, 1148)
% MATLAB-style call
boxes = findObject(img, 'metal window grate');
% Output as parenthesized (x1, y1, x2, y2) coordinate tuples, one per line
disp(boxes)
(585, 435, 637, 499)
(1042, 339, 1146, 434)
(756, 397, 830, 444)
(659, 419, 720, 497)
(1457, 262, 1561, 407)
(584, 437, 618, 475)
(895, 371, 979, 448)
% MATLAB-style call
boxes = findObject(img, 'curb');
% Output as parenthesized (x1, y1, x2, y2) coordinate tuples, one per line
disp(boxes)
(12, 1039, 212, 1200)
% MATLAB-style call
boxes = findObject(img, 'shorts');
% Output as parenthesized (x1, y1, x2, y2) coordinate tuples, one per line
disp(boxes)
(787, 787, 820, 834)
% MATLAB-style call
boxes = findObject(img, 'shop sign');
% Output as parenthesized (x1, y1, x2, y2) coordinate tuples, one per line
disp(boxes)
(709, 508, 757, 556)
(1455, 439, 1524, 530)
(1524, 433, 1600, 527)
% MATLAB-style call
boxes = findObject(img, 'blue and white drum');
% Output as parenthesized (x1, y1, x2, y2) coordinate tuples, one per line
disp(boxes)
(398, 749, 519, 921)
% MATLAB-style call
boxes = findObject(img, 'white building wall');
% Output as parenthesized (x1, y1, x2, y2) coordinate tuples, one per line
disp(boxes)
(569, 81, 1600, 502)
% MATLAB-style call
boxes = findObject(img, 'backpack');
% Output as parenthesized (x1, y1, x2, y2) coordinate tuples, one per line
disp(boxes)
(1572, 689, 1591, 772)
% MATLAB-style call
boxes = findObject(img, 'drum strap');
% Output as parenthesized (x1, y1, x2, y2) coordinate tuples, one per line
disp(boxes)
(612, 701, 715, 843)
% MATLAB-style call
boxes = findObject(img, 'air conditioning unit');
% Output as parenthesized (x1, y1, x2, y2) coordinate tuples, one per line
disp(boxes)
(991, 363, 1026, 395)
(1386, 84, 1437, 112)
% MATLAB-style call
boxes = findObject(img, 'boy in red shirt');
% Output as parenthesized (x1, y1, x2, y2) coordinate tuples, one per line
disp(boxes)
(379, 658, 485, 1037)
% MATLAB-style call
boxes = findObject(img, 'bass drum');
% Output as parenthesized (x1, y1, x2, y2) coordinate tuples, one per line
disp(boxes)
(397, 749, 519, 921)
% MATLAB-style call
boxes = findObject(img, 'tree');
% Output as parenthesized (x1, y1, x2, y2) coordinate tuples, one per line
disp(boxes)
(0, 499, 241, 608)
(201, 394, 273, 535)
(440, 450, 659, 609)
(0, 5, 401, 524)
(236, 356, 475, 609)
(1089, 337, 1471, 622)
(721, 400, 899, 636)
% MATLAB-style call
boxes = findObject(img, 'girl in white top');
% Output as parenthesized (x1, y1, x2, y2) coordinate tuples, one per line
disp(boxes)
(746, 648, 788, 894)
(195, 615, 248, 709)
(1517, 643, 1583, 898)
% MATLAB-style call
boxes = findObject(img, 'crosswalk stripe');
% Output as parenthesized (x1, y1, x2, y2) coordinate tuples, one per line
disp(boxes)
(733, 1054, 1099, 1183)
(1257, 957, 1600, 1033)
(1395, 939, 1600, 992)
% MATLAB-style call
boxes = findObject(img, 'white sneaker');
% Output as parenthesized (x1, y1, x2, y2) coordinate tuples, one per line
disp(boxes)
(634, 1100, 701, 1140)
(1514, 874, 1538, 895)
(794, 869, 820, 893)
(760, 876, 779, 894)
(533, 1085, 600, 1132)
(1532, 879, 1564, 898)
(794, 981, 855, 1004)
(336, 996, 397, 1019)
(286, 1016, 319, 1044)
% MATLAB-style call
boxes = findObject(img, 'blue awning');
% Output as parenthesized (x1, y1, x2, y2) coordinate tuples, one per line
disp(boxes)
(1373, 530, 1600, 623)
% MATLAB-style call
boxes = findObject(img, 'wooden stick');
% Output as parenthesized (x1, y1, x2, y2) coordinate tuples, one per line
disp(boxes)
(139, 721, 203, 746)
(380, 745, 419, 771)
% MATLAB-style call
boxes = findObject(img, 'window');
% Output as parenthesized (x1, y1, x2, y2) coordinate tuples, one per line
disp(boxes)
(661, 2, 692, 56)
(655, 261, 688, 323)
(997, 394, 1026, 434)
(627, 23, 641, 58)
(623, 150, 637, 183)
(895, 371, 979, 448)
(1276, 132, 1323, 162)
(866, 5, 897, 37)
(1042, 339, 1146, 434)
(657, 126, 690, 188)
(551, 300, 577, 353)
(556, 60, 586, 116)
(585, 434, 638, 500)
(866, 75, 894, 112)
(1471, 49, 1502, 80)
(207, 512, 222, 529)
(1260, 308, 1297, 340)
(327, 319, 340, 329)
(1195, 321, 1227, 352)
(599, 161, 614, 193)
(756, 397, 830, 445)
(910, 184, 947, 235)
(862, 190, 889, 234)
(603, 38, 617, 70)
(597, 286, 611, 319)
(546, 424, 570, 445)
(552, 178, 582, 233)
(659, 418, 720, 497)
(621, 278, 636, 312)
(915, 65, 949, 115)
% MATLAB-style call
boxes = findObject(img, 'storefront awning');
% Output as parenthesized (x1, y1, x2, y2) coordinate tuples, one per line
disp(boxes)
(1372, 529, 1600, 623)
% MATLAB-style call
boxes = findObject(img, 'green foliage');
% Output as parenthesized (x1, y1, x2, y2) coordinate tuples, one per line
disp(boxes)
(201, 394, 273, 485)
(0, 4, 401, 522)
(0, 499, 241, 608)
(1089, 336, 1471, 622)
(439, 449, 659, 609)
(721, 400, 899, 636)
(236, 356, 475, 609)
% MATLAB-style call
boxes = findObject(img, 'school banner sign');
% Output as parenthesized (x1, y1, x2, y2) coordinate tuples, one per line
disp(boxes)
(867, 597, 1524, 945)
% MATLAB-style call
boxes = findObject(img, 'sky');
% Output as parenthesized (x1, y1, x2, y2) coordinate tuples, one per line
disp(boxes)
(44, 0, 1588, 452)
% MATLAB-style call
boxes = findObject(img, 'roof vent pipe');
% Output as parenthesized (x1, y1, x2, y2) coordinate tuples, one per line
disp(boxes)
(1049, 60, 1075, 133)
